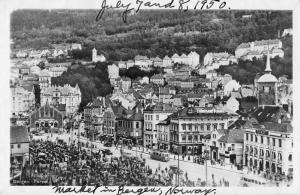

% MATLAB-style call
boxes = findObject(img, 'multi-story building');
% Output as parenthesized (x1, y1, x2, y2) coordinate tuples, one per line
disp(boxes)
(84, 97, 109, 139)
(169, 106, 239, 155)
(243, 51, 293, 176)
(235, 39, 283, 59)
(10, 126, 29, 162)
(163, 56, 172, 67)
(108, 64, 120, 85)
(49, 66, 68, 77)
(204, 128, 244, 165)
(156, 117, 171, 151)
(39, 69, 52, 89)
(150, 74, 165, 86)
(10, 85, 35, 115)
(143, 103, 177, 149)
(40, 84, 81, 116)
(204, 52, 237, 66)
(243, 107, 293, 175)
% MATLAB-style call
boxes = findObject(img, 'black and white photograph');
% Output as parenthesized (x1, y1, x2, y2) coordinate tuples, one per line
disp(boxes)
(1, 0, 299, 194)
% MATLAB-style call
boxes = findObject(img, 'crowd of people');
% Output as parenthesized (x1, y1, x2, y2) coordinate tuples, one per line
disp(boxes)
(14, 139, 174, 186)
(11, 138, 234, 187)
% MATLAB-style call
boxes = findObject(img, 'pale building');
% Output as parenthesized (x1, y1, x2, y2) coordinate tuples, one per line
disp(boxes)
(169, 106, 239, 155)
(49, 66, 68, 77)
(144, 103, 176, 149)
(30, 66, 41, 76)
(224, 80, 241, 96)
(40, 84, 81, 116)
(282, 28, 292, 37)
(108, 64, 119, 85)
(11, 86, 35, 115)
(92, 48, 106, 63)
(71, 43, 82, 50)
(204, 52, 237, 66)
(163, 56, 172, 67)
(39, 69, 51, 89)
(235, 39, 282, 59)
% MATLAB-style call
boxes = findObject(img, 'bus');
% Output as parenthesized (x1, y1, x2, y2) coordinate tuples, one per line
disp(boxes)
(150, 150, 170, 162)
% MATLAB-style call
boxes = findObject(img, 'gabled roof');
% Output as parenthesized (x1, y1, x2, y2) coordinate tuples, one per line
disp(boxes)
(10, 126, 29, 144)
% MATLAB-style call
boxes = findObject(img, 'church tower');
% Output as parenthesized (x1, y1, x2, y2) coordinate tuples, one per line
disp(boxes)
(92, 48, 97, 62)
(256, 52, 278, 107)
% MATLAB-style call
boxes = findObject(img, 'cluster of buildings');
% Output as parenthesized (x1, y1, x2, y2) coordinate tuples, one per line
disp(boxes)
(10, 35, 293, 180)
(80, 52, 293, 177)
(114, 51, 200, 71)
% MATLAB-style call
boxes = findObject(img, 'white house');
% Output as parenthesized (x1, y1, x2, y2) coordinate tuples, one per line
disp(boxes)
(224, 80, 241, 96)
(92, 48, 106, 62)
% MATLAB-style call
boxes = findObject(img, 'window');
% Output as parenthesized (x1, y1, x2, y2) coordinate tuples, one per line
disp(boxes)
(220, 123, 225, 129)
(266, 150, 270, 158)
(207, 124, 211, 131)
(213, 123, 217, 130)
(246, 133, 248, 141)
(255, 135, 258, 143)
(136, 122, 139, 129)
(200, 124, 204, 131)
(17, 144, 21, 148)
(11, 144, 14, 149)
(279, 139, 282, 147)
(288, 154, 292, 161)
(182, 124, 186, 130)
(251, 134, 253, 142)
(156, 115, 159, 120)
(272, 138, 276, 147)
(150, 115, 153, 120)
(267, 137, 270, 145)
(261, 136, 264, 144)
(188, 136, 192, 141)
(264, 86, 270, 93)
(182, 135, 186, 141)
(231, 144, 235, 151)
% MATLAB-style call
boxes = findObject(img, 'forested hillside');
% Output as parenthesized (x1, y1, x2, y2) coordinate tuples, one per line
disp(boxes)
(11, 10, 292, 62)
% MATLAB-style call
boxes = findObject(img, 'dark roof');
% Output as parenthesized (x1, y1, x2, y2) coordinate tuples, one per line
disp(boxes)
(253, 122, 293, 133)
(10, 126, 29, 143)
(144, 103, 176, 113)
(112, 105, 127, 118)
(128, 112, 144, 121)
(218, 129, 244, 143)
(251, 106, 290, 123)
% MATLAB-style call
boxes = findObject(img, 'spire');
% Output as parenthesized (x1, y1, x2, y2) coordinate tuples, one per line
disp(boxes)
(264, 51, 271, 73)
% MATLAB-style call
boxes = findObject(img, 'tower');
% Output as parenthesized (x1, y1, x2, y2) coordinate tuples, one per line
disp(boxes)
(92, 48, 97, 62)
(256, 52, 278, 107)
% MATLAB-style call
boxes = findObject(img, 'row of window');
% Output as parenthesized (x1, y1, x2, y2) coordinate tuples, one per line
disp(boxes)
(181, 123, 225, 131)
(11, 144, 21, 149)
(145, 114, 160, 121)
(246, 133, 282, 147)
(245, 145, 283, 161)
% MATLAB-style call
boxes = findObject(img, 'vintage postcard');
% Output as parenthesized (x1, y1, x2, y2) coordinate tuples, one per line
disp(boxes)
(0, 0, 299, 195)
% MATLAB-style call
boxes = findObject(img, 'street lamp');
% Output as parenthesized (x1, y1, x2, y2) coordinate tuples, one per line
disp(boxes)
(204, 151, 209, 186)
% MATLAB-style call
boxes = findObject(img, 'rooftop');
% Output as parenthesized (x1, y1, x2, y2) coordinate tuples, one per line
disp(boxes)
(10, 126, 29, 144)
